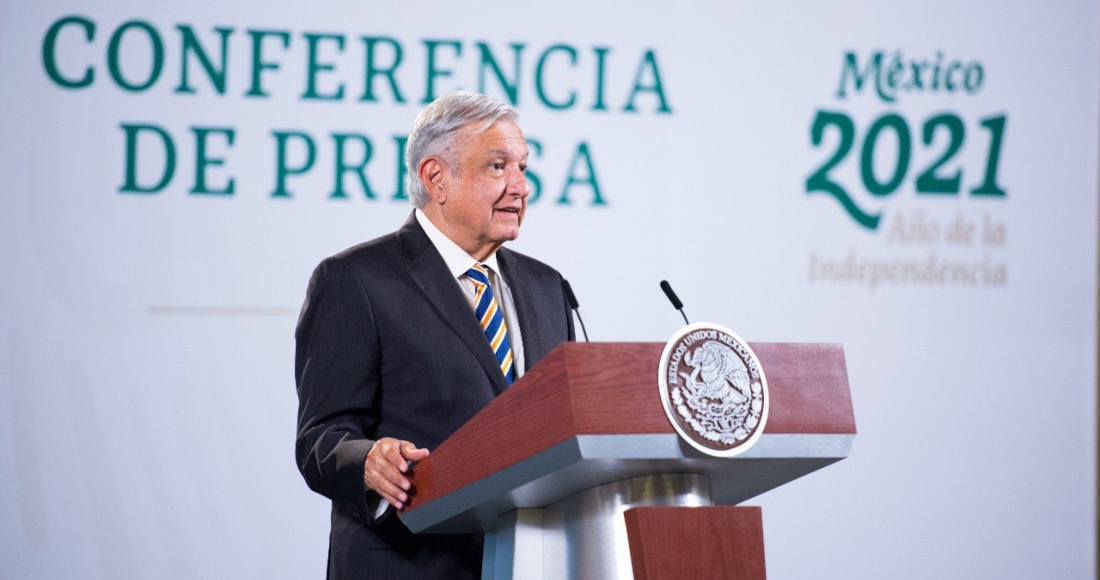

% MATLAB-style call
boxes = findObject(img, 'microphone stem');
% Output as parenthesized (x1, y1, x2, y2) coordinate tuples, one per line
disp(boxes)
(575, 310, 590, 342)
(679, 309, 690, 326)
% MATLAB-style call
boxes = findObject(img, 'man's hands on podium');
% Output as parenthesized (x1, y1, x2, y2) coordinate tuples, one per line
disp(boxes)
(364, 437, 430, 511)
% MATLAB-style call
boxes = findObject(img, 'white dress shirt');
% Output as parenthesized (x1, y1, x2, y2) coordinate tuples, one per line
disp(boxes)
(415, 208, 526, 378)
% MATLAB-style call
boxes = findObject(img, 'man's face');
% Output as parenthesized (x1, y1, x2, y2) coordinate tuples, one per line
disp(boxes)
(437, 120, 530, 260)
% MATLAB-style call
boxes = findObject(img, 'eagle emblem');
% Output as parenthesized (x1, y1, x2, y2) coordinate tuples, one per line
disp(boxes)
(658, 323, 768, 457)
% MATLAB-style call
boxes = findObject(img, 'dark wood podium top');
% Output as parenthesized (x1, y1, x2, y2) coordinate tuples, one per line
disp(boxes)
(400, 341, 855, 534)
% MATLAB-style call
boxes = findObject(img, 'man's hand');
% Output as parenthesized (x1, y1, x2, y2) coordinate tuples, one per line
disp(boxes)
(363, 438, 430, 510)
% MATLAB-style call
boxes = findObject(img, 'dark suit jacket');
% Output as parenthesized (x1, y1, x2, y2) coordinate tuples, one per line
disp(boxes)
(295, 213, 574, 579)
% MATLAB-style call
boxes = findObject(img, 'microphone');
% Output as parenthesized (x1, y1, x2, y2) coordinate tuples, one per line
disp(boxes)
(561, 279, 590, 342)
(659, 280, 690, 325)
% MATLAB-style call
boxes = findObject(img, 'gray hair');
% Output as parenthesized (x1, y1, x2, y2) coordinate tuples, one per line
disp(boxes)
(405, 91, 519, 208)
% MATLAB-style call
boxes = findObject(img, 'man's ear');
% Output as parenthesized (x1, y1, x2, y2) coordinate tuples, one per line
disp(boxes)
(419, 157, 447, 202)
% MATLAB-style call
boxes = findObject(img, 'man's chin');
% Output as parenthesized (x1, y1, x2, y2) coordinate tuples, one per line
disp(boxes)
(490, 226, 521, 243)
(491, 215, 522, 235)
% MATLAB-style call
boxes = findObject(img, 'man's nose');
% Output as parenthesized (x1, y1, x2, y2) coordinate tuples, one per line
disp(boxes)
(506, 167, 530, 197)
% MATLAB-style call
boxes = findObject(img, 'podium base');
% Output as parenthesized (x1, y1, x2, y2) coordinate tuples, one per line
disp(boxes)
(625, 506, 766, 580)
(482, 473, 712, 580)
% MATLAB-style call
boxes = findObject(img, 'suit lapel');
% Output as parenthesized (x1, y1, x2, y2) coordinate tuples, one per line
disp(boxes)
(497, 248, 543, 369)
(397, 213, 510, 395)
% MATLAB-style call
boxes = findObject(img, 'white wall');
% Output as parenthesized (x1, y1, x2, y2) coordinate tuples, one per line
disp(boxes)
(1, 1, 1096, 578)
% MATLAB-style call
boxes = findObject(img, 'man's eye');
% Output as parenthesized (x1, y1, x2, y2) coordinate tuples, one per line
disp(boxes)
(519, 164, 527, 173)
(490, 162, 503, 170)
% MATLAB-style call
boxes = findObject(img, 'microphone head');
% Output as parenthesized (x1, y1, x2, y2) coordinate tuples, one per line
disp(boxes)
(561, 279, 580, 310)
(659, 280, 684, 310)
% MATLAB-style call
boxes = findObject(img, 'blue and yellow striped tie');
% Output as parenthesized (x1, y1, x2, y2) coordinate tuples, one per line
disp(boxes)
(466, 264, 515, 385)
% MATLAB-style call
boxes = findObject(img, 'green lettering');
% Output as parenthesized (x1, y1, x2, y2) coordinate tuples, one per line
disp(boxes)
(331, 133, 375, 199)
(360, 36, 405, 102)
(272, 131, 315, 198)
(119, 123, 175, 194)
(971, 115, 1007, 197)
(877, 51, 900, 102)
(302, 33, 345, 100)
(42, 16, 95, 89)
(107, 20, 164, 92)
(246, 29, 290, 97)
(191, 127, 235, 195)
(945, 62, 962, 91)
(393, 135, 409, 200)
(591, 47, 610, 112)
(422, 39, 461, 103)
(535, 44, 577, 110)
(836, 51, 882, 100)
(558, 141, 604, 205)
(525, 138, 543, 203)
(623, 50, 671, 113)
(477, 42, 524, 105)
(176, 25, 233, 95)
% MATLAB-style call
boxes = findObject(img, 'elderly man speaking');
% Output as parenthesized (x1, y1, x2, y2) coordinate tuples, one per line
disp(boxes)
(295, 91, 575, 579)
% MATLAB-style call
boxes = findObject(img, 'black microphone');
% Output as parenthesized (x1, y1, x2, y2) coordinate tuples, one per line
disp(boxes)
(659, 280, 690, 325)
(561, 279, 589, 342)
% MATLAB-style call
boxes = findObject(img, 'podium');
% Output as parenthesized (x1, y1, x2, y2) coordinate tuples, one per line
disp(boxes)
(399, 342, 855, 579)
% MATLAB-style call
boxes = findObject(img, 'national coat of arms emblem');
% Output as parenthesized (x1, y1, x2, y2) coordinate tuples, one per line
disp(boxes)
(657, 323, 769, 457)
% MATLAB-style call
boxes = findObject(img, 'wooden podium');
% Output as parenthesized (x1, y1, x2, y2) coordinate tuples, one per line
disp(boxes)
(399, 342, 855, 579)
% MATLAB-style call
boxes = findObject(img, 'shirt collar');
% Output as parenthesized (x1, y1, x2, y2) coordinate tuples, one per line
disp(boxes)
(415, 208, 501, 279)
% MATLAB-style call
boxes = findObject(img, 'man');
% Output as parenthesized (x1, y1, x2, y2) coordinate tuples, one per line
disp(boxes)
(295, 91, 575, 579)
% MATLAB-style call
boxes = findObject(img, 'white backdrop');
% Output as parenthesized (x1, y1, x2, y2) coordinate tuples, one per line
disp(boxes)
(1, 1, 1097, 578)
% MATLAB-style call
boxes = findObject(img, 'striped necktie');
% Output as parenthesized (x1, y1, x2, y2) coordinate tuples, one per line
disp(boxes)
(466, 264, 515, 385)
